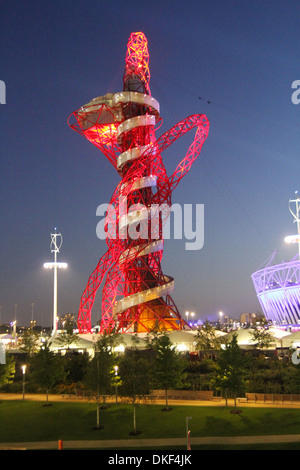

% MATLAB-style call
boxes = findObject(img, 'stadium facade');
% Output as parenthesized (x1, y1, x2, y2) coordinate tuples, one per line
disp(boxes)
(251, 193, 300, 330)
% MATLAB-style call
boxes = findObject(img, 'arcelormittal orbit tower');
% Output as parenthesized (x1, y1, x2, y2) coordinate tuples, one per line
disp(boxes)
(68, 32, 209, 334)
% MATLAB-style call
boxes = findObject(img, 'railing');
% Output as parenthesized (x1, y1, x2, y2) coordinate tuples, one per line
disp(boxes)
(245, 393, 300, 403)
(150, 389, 214, 400)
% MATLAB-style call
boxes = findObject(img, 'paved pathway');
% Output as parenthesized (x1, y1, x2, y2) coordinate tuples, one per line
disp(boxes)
(1, 434, 300, 450)
(1, 392, 300, 408)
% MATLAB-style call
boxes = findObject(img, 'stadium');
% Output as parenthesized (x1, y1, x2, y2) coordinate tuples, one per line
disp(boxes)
(252, 193, 300, 330)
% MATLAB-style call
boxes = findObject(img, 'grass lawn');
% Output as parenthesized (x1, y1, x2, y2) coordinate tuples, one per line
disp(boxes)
(0, 400, 300, 446)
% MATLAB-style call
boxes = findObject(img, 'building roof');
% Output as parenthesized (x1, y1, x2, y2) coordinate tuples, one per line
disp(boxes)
(221, 328, 289, 349)
(281, 330, 300, 348)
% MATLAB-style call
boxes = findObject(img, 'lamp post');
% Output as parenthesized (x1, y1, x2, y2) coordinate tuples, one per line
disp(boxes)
(21, 365, 26, 400)
(44, 229, 68, 335)
(114, 365, 119, 404)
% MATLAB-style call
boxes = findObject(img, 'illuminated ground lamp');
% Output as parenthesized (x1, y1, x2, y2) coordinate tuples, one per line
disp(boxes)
(252, 193, 300, 328)
(21, 364, 26, 400)
(68, 32, 209, 334)
(114, 365, 119, 403)
(44, 230, 68, 334)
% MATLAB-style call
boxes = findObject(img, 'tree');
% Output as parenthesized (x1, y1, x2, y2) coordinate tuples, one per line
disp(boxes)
(150, 333, 186, 410)
(250, 324, 273, 350)
(119, 348, 150, 435)
(20, 329, 40, 356)
(29, 344, 66, 403)
(194, 320, 222, 353)
(211, 333, 245, 406)
(288, 350, 300, 393)
(110, 366, 122, 403)
(64, 351, 90, 385)
(53, 319, 80, 351)
(0, 354, 15, 388)
(84, 333, 118, 429)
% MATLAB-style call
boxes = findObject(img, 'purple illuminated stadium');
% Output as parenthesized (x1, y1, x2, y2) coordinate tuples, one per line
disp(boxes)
(251, 193, 300, 330)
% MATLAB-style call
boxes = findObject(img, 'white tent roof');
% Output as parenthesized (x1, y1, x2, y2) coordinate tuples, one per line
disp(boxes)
(0, 334, 13, 340)
(115, 332, 147, 349)
(281, 330, 300, 348)
(167, 330, 197, 342)
(222, 329, 257, 346)
(221, 328, 295, 349)
(269, 327, 292, 339)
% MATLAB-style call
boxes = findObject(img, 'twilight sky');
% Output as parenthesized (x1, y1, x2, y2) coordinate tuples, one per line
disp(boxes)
(0, 0, 299, 327)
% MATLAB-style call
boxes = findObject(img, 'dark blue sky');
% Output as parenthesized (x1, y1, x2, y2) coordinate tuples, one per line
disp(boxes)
(1, 0, 299, 327)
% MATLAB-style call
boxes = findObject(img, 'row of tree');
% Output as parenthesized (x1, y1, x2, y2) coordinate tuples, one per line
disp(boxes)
(1, 325, 300, 431)
(1, 333, 186, 432)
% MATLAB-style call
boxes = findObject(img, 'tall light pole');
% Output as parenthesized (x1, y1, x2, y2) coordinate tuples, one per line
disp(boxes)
(284, 191, 300, 259)
(11, 320, 17, 343)
(30, 302, 35, 330)
(44, 229, 68, 335)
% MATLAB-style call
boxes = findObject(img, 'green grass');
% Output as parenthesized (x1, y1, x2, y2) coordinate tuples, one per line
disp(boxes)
(0, 400, 300, 447)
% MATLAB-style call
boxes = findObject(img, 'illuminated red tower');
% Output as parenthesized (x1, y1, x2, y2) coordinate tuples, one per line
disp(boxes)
(68, 32, 209, 333)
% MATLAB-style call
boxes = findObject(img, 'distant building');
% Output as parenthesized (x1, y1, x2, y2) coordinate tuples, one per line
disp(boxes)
(240, 312, 264, 325)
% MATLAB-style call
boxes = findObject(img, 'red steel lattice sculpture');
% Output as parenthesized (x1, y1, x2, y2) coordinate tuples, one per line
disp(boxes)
(68, 32, 209, 333)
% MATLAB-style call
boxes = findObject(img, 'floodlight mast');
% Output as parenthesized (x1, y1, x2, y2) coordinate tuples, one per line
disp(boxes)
(252, 193, 300, 327)
(284, 191, 300, 259)
(68, 32, 209, 334)
(43, 230, 68, 334)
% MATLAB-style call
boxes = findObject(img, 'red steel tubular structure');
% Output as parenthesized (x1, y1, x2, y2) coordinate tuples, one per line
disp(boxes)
(68, 32, 209, 334)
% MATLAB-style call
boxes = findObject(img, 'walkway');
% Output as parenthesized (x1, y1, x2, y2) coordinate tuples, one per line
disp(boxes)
(1, 434, 300, 450)
(1, 392, 300, 408)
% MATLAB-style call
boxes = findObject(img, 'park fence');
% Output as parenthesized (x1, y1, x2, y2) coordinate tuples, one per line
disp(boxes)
(244, 393, 300, 403)
(150, 390, 214, 400)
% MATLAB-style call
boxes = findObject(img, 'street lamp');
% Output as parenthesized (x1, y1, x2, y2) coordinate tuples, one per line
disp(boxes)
(114, 365, 119, 404)
(44, 229, 68, 335)
(21, 365, 26, 400)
